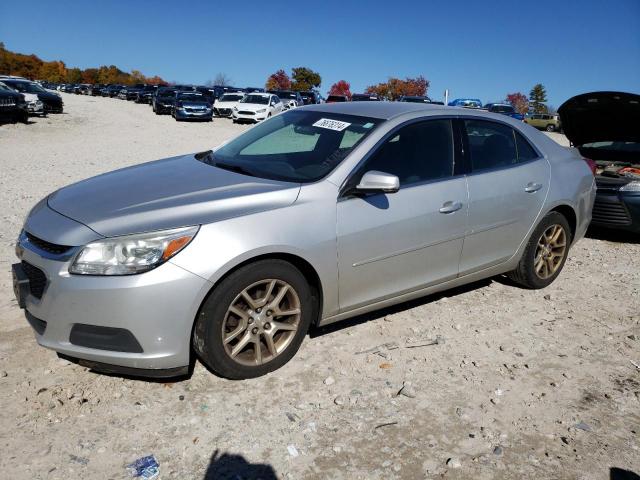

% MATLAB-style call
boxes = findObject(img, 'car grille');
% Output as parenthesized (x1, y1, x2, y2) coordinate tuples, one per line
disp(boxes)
(238, 111, 255, 115)
(0, 98, 17, 107)
(22, 261, 47, 299)
(217, 108, 231, 115)
(592, 195, 632, 226)
(26, 232, 72, 255)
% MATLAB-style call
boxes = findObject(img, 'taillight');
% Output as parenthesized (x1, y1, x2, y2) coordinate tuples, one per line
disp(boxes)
(583, 158, 597, 175)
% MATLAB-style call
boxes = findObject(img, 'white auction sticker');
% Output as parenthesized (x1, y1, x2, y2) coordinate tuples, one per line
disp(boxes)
(313, 118, 351, 131)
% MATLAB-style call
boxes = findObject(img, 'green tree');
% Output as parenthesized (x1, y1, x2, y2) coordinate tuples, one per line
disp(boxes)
(529, 83, 548, 113)
(291, 67, 321, 91)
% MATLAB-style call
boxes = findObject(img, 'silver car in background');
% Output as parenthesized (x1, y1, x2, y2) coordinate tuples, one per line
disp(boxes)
(12, 103, 596, 379)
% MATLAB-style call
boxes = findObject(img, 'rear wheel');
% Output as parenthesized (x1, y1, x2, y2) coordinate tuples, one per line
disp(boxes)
(193, 260, 314, 379)
(508, 211, 571, 289)
(546, 124, 555, 132)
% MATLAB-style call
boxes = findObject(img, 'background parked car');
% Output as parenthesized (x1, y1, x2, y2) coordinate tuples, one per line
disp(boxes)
(300, 91, 321, 105)
(0, 84, 28, 123)
(0, 77, 63, 113)
(152, 87, 177, 114)
(135, 85, 158, 104)
(213, 92, 245, 117)
(559, 91, 640, 234)
(232, 92, 283, 123)
(172, 91, 213, 122)
(326, 94, 348, 103)
(448, 98, 483, 108)
(267, 90, 303, 109)
(485, 103, 525, 121)
(399, 95, 432, 103)
(524, 113, 562, 132)
(351, 93, 380, 101)
(102, 85, 124, 98)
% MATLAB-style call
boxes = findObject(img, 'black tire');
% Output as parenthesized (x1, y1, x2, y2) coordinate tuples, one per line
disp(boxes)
(546, 124, 555, 132)
(508, 211, 571, 289)
(193, 259, 315, 379)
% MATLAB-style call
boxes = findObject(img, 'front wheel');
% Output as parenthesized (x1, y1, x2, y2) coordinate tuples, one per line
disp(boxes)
(546, 124, 555, 132)
(508, 211, 571, 289)
(193, 260, 314, 379)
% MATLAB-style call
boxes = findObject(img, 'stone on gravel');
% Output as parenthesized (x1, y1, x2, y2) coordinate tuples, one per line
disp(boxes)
(323, 376, 335, 386)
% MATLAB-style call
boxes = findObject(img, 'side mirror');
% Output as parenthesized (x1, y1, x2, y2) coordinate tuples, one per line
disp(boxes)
(356, 170, 400, 194)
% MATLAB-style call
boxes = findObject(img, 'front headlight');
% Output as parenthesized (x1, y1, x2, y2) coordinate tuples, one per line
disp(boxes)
(620, 181, 640, 192)
(69, 226, 199, 275)
(233, 106, 238, 111)
(256, 108, 266, 113)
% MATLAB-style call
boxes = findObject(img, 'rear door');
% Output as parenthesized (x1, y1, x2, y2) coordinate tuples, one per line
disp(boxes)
(459, 119, 550, 274)
(336, 118, 468, 311)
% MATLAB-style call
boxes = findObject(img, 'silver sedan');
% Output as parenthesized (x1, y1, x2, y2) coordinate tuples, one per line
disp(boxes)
(13, 102, 596, 379)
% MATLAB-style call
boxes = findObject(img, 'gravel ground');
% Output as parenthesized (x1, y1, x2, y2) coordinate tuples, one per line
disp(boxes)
(0, 94, 638, 479)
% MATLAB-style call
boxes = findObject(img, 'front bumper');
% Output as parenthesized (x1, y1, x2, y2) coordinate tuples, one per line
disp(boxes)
(591, 191, 640, 233)
(174, 108, 212, 120)
(232, 111, 266, 122)
(42, 101, 63, 113)
(14, 233, 211, 372)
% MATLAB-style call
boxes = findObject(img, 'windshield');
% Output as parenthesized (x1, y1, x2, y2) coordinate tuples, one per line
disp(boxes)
(220, 94, 244, 102)
(6, 81, 45, 93)
(403, 96, 429, 103)
(277, 92, 297, 99)
(205, 110, 381, 183)
(178, 93, 205, 102)
(158, 89, 176, 98)
(241, 95, 269, 105)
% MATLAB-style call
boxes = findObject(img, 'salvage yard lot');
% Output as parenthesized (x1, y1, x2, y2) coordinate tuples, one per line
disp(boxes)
(0, 93, 639, 479)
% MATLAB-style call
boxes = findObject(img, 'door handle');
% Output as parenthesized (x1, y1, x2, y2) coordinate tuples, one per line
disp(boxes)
(439, 201, 463, 214)
(524, 182, 543, 193)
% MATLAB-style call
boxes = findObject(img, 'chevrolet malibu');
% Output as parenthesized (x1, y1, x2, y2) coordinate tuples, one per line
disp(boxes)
(13, 103, 596, 380)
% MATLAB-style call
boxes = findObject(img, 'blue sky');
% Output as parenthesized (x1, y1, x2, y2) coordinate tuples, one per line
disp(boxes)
(1, 0, 638, 106)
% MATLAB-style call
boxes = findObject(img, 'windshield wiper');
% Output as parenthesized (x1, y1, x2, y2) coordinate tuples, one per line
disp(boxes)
(214, 162, 257, 178)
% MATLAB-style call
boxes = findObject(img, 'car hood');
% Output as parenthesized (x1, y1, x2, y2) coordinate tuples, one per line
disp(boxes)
(47, 153, 301, 237)
(178, 101, 210, 108)
(236, 102, 269, 111)
(214, 101, 239, 107)
(558, 91, 640, 147)
(37, 90, 61, 101)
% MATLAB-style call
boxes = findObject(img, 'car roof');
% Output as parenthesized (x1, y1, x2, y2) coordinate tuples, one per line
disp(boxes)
(302, 101, 452, 120)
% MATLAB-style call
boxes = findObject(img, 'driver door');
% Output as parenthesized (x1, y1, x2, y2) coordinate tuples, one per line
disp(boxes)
(336, 119, 468, 312)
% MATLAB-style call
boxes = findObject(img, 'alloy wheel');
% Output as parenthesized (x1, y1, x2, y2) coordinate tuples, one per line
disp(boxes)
(534, 224, 567, 279)
(222, 279, 301, 366)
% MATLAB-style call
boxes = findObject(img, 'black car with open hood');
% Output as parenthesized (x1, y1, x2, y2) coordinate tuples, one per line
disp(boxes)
(559, 91, 640, 233)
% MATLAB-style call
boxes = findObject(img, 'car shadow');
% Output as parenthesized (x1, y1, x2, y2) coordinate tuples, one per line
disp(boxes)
(586, 227, 640, 244)
(310, 278, 492, 338)
(611, 467, 640, 480)
(203, 449, 278, 480)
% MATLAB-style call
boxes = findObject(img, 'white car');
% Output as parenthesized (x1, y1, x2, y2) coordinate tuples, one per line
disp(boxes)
(0, 81, 43, 115)
(232, 93, 283, 123)
(213, 92, 245, 117)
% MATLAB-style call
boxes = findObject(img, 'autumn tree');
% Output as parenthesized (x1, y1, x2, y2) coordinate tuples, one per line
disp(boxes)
(505, 92, 529, 115)
(39, 61, 66, 83)
(291, 67, 321, 91)
(265, 69, 292, 90)
(328, 80, 352, 99)
(66, 67, 82, 83)
(529, 83, 548, 113)
(365, 76, 429, 101)
(81, 68, 99, 84)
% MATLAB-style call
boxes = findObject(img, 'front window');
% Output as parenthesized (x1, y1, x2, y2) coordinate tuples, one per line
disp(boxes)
(204, 110, 380, 183)
(362, 120, 455, 186)
(241, 95, 269, 105)
(177, 93, 205, 102)
(220, 94, 244, 102)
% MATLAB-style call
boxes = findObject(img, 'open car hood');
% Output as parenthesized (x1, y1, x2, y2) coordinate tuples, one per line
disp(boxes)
(558, 91, 640, 147)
